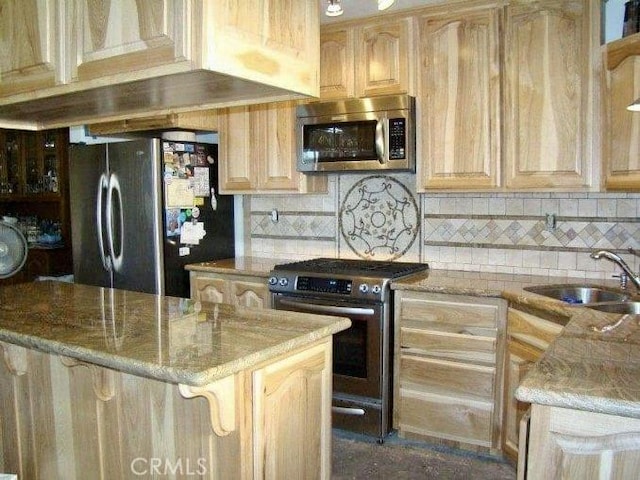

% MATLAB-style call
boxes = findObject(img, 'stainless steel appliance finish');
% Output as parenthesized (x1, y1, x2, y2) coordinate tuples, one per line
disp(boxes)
(69, 138, 234, 297)
(269, 258, 428, 441)
(296, 95, 415, 173)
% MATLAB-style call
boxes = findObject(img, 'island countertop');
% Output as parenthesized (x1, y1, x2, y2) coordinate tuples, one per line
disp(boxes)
(0, 281, 351, 387)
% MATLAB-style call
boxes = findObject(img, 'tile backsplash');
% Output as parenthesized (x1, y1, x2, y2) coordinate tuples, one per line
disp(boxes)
(247, 174, 640, 280)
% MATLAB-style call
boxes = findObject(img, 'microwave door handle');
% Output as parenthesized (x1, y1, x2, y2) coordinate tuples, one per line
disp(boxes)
(375, 118, 386, 165)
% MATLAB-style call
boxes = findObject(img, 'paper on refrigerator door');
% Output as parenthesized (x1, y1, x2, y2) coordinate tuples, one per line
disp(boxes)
(180, 221, 206, 245)
(165, 178, 194, 207)
(192, 167, 210, 196)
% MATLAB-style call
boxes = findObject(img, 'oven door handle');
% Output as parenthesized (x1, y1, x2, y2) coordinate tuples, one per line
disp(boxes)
(277, 299, 376, 317)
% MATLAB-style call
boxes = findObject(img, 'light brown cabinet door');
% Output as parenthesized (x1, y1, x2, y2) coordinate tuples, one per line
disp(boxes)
(252, 341, 331, 480)
(70, 0, 191, 82)
(319, 28, 355, 100)
(356, 18, 412, 97)
(417, 7, 501, 190)
(218, 102, 326, 194)
(191, 276, 228, 304)
(502, 340, 539, 461)
(604, 54, 640, 191)
(218, 106, 256, 192)
(231, 281, 271, 309)
(258, 101, 299, 191)
(502, 307, 564, 463)
(503, 0, 597, 190)
(527, 405, 640, 479)
(0, 0, 60, 96)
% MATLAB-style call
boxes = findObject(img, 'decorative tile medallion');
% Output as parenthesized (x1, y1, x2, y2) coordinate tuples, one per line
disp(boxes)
(339, 175, 419, 260)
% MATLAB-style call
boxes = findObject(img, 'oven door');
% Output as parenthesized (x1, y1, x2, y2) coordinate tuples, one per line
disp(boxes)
(272, 294, 384, 399)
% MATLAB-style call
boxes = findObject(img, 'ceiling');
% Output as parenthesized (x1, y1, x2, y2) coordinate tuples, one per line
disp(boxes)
(319, 0, 442, 23)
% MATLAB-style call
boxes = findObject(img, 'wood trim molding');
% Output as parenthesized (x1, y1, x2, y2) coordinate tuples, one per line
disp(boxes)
(179, 374, 237, 437)
(0, 341, 28, 376)
(59, 356, 116, 401)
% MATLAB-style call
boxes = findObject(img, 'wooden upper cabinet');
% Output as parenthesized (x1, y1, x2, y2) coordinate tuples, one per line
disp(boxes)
(258, 102, 299, 191)
(603, 33, 640, 191)
(503, 0, 598, 190)
(417, 7, 501, 191)
(70, 0, 190, 82)
(319, 28, 355, 100)
(218, 101, 327, 194)
(0, 1, 319, 130)
(218, 105, 255, 192)
(356, 18, 412, 97)
(0, 0, 60, 96)
(319, 17, 412, 100)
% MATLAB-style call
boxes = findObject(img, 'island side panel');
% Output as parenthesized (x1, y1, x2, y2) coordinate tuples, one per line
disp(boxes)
(0, 341, 243, 480)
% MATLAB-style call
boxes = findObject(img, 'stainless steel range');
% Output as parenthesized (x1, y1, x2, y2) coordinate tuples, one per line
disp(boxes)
(268, 258, 428, 442)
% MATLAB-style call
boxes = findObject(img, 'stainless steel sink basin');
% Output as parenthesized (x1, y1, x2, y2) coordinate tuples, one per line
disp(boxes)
(523, 284, 630, 304)
(586, 302, 640, 314)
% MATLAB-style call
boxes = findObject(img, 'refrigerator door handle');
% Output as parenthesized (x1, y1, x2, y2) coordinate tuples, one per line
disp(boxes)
(96, 173, 112, 271)
(106, 173, 124, 272)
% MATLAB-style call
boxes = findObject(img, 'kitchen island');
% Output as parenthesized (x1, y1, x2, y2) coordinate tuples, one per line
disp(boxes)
(0, 281, 350, 480)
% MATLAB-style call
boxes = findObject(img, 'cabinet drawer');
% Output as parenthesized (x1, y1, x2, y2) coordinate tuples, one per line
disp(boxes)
(400, 328, 496, 364)
(400, 354, 495, 402)
(398, 293, 500, 336)
(398, 388, 493, 446)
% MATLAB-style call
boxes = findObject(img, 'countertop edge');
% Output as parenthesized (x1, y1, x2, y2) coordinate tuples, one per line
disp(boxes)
(0, 318, 351, 387)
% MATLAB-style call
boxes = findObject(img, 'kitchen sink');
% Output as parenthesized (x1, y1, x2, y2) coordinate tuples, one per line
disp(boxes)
(586, 302, 640, 314)
(523, 284, 631, 305)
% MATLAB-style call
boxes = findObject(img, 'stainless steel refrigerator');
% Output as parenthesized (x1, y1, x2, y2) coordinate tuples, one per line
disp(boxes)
(69, 138, 234, 297)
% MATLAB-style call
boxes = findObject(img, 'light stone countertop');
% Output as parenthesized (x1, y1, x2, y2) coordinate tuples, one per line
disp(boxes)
(187, 258, 640, 419)
(0, 281, 351, 387)
(185, 256, 286, 277)
(391, 269, 640, 419)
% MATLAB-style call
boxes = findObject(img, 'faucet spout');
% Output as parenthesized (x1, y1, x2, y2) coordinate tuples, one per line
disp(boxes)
(590, 250, 640, 291)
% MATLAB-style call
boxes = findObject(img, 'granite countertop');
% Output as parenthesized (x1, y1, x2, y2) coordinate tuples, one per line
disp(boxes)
(187, 258, 640, 419)
(0, 281, 350, 387)
(185, 256, 286, 277)
(392, 269, 640, 419)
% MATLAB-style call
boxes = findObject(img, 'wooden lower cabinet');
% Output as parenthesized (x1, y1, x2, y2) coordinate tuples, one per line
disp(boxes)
(526, 404, 640, 479)
(251, 341, 332, 479)
(0, 338, 332, 480)
(190, 271, 270, 309)
(393, 290, 506, 452)
(502, 306, 565, 464)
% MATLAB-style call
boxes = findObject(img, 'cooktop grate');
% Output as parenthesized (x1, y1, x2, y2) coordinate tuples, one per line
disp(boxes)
(272, 258, 428, 279)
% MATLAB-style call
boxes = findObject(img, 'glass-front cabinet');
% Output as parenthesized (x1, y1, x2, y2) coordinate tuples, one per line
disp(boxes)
(0, 128, 72, 284)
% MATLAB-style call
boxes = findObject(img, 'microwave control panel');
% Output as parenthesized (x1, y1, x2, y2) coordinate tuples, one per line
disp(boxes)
(388, 118, 407, 159)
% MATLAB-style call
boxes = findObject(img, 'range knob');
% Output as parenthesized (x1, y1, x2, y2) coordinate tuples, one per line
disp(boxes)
(278, 277, 289, 287)
(268, 276, 278, 285)
(358, 283, 369, 294)
(372, 285, 381, 294)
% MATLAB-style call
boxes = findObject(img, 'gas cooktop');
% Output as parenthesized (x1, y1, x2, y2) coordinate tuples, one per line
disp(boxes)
(268, 258, 429, 302)
(271, 258, 428, 279)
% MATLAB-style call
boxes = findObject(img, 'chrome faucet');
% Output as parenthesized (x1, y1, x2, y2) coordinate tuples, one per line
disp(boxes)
(590, 249, 640, 291)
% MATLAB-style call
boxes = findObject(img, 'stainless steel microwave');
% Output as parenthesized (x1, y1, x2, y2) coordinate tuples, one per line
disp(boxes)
(296, 95, 415, 173)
